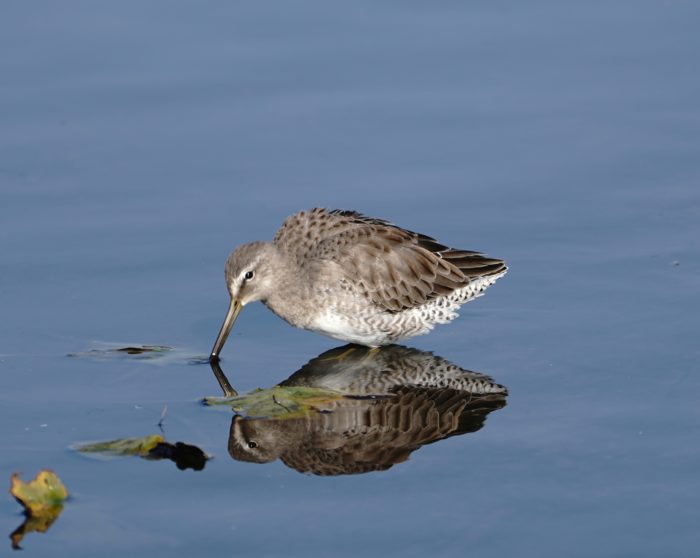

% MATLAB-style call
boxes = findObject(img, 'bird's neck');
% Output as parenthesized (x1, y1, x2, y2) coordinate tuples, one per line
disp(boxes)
(262, 253, 315, 327)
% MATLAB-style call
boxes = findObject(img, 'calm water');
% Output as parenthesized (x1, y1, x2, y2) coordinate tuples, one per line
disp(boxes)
(2, 1, 699, 556)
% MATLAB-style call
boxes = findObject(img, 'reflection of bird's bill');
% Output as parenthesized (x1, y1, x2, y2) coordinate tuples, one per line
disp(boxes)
(210, 298, 242, 362)
(209, 359, 237, 397)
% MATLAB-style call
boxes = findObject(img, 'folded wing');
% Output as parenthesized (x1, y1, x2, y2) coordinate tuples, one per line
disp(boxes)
(276, 208, 506, 313)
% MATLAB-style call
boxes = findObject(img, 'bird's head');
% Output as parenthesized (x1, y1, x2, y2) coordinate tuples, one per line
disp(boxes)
(224, 241, 279, 306)
(210, 241, 280, 362)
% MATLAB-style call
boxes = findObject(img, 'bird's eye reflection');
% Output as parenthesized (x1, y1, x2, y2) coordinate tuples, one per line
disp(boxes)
(212, 344, 508, 476)
(244, 270, 254, 280)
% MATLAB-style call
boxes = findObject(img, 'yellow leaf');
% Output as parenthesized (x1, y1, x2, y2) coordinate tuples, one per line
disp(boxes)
(10, 470, 68, 517)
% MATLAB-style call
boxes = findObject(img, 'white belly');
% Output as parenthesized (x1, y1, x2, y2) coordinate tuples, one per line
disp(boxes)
(307, 310, 389, 346)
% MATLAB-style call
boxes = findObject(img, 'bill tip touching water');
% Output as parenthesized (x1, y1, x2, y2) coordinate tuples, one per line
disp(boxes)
(210, 208, 506, 362)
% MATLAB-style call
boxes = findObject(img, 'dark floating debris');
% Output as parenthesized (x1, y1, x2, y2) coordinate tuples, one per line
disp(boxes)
(113, 346, 171, 355)
(147, 442, 209, 471)
(67, 343, 173, 360)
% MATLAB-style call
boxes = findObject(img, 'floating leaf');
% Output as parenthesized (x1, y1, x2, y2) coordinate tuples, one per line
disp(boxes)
(67, 343, 173, 360)
(74, 434, 165, 457)
(10, 470, 68, 516)
(204, 385, 345, 419)
(73, 436, 210, 471)
(9, 470, 68, 550)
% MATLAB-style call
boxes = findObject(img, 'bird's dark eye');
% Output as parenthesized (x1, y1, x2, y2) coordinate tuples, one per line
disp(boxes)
(244, 271, 254, 280)
(247, 441, 257, 449)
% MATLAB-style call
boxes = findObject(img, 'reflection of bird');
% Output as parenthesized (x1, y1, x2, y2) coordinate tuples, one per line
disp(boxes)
(227, 345, 507, 476)
(210, 208, 506, 361)
(280, 344, 507, 396)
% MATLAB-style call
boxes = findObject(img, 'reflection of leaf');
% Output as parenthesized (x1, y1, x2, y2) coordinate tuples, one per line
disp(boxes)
(10, 505, 64, 550)
(74, 434, 165, 457)
(204, 386, 345, 419)
(9, 470, 68, 550)
(74, 436, 210, 471)
(10, 470, 68, 515)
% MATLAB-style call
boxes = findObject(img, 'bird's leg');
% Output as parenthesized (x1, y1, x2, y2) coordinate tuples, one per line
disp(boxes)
(319, 346, 357, 362)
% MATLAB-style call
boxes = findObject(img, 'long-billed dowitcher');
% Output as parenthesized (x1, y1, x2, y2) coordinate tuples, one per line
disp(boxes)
(210, 208, 506, 361)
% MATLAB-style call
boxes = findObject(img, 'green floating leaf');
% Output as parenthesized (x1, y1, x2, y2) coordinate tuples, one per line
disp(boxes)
(204, 385, 345, 419)
(74, 434, 165, 457)
(73, 436, 210, 471)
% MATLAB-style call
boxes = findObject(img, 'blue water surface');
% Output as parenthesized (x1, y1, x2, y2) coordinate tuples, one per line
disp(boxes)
(1, 1, 699, 556)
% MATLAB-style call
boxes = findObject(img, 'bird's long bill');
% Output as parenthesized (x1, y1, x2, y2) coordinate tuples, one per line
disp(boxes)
(210, 298, 242, 362)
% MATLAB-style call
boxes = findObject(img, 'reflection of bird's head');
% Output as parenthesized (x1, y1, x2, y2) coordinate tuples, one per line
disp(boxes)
(226, 409, 409, 475)
(227, 415, 294, 464)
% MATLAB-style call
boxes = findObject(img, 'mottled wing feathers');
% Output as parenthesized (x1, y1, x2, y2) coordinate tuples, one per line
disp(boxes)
(273, 208, 355, 265)
(274, 208, 506, 313)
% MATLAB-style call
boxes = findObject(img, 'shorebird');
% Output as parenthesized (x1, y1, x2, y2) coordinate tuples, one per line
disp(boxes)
(210, 208, 506, 361)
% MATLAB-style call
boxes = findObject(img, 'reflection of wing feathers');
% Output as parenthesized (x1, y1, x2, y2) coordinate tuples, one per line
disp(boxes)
(280, 387, 506, 476)
(280, 344, 507, 397)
